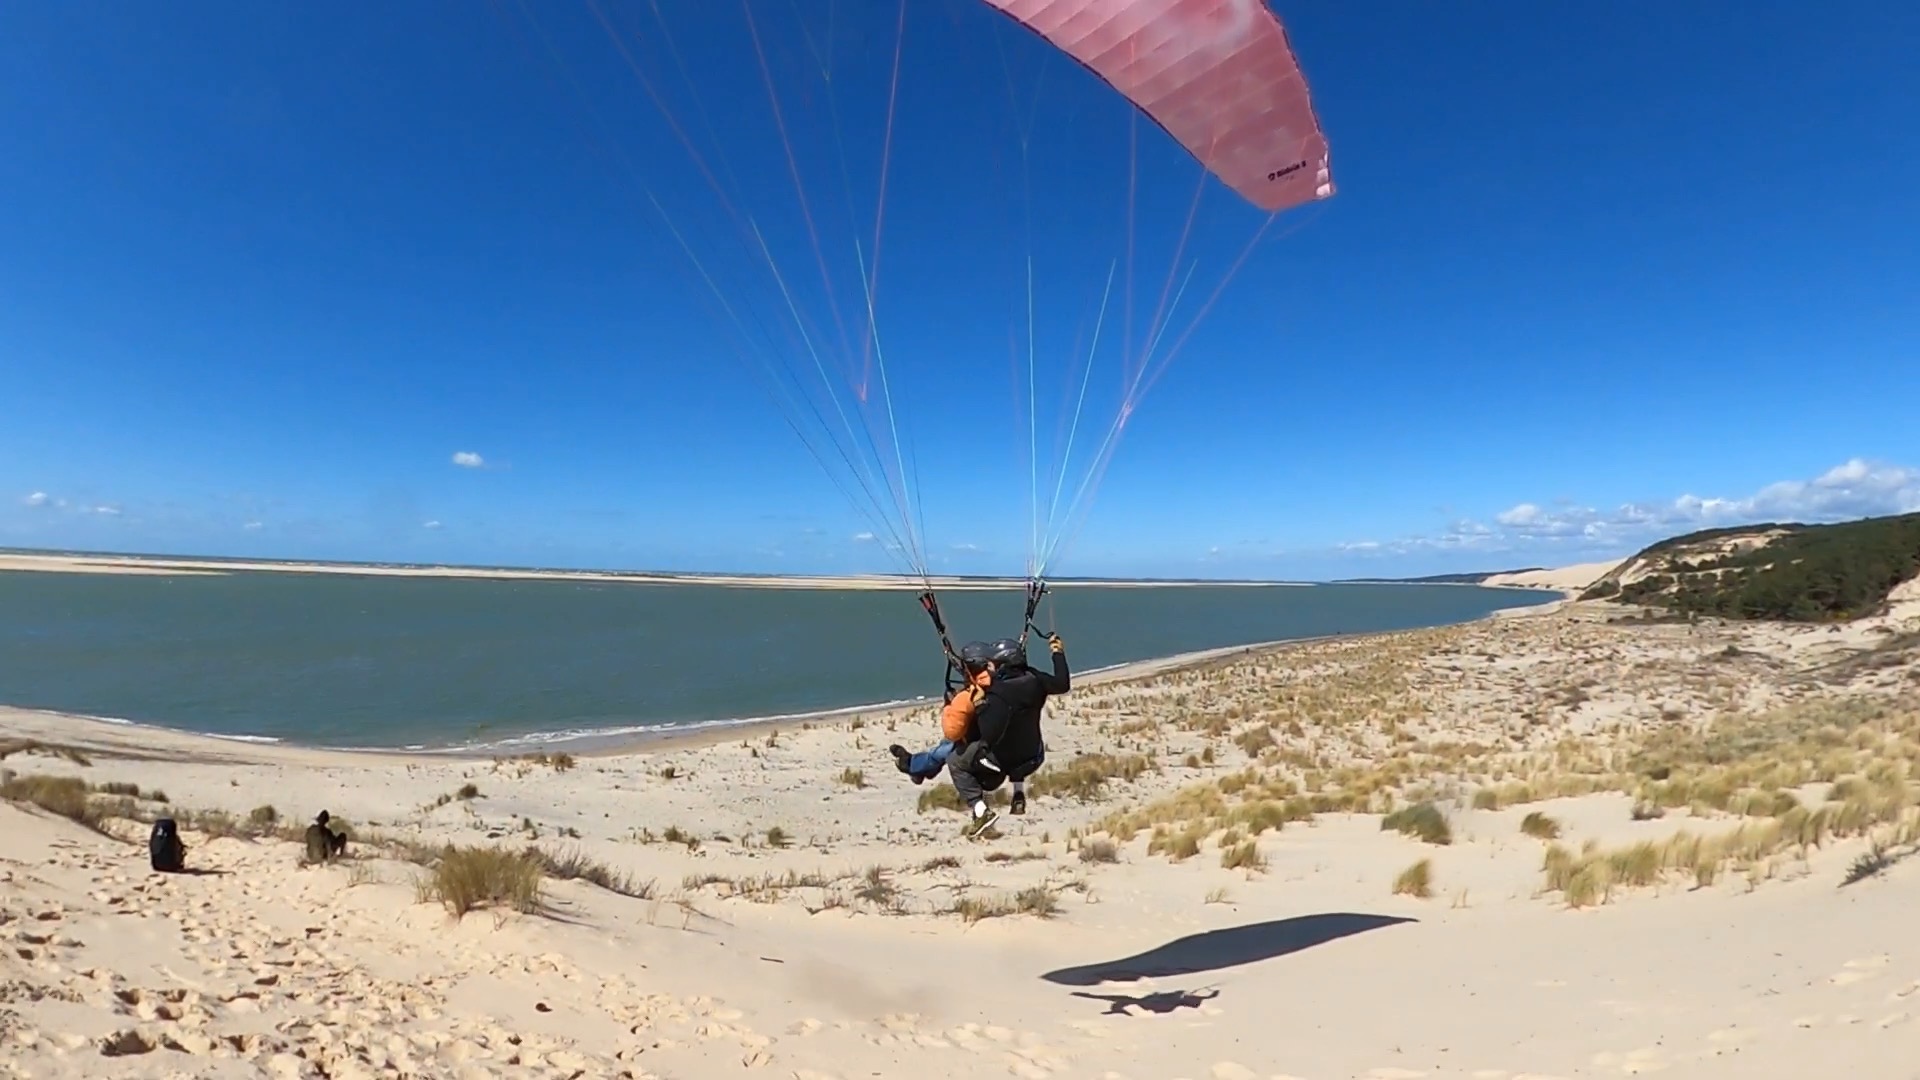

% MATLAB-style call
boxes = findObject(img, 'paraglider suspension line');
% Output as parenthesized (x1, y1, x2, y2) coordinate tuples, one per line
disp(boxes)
(918, 589, 964, 702)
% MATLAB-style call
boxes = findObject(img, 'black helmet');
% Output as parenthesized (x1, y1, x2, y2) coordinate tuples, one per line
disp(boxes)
(987, 637, 1026, 669)
(958, 640, 993, 671)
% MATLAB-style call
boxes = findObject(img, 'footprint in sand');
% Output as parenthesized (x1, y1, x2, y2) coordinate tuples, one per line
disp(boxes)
(1829, 955, 1890, 986)
(1704, 1026, 1756, 1047)
(1592, 1047, 1668, 1074)
(1363, 1069, 1427, 1080)
(1208, 1064, 1258, 1080)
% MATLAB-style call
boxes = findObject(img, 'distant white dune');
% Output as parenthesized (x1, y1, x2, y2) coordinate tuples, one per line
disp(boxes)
(1481, 559, 1624, 595)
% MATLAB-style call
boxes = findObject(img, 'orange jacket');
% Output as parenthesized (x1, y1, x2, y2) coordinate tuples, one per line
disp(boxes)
(940, 667, 992, 742)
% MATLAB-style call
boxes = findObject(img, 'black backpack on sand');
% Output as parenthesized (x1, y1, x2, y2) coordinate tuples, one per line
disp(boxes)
(149, 818, 185, 873)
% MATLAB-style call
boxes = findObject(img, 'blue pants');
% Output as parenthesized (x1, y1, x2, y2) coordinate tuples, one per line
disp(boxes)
(907, 739, 956, 781)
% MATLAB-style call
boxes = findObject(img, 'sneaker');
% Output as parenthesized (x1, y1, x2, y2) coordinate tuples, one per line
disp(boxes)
(1009, 791, 1027, 816)
(889, 745, 911, 775)
(966, 808, 1000, 839)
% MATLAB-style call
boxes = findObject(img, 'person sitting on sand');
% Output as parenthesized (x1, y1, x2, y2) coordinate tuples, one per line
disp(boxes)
(891, 640, 995, 785)
(947, 632, 1069, 836)
(304, 810, 347, 865)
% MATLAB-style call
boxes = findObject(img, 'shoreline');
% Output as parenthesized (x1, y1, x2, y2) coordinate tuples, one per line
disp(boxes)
(0, 550, 1303, 589)
(0, 600, 1567, 768)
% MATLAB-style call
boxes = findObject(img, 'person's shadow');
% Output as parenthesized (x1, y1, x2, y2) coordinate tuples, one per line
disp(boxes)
(1041, 913, 1414, 986)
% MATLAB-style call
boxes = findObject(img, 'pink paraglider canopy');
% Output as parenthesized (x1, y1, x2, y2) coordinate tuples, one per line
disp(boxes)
(977, 0, 1333, 213)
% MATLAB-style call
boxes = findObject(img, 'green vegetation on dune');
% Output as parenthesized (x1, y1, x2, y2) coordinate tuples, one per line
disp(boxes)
(1583, 512, 1920, 621)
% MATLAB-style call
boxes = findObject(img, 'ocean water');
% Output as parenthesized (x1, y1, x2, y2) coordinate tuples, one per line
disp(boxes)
(0, 571, 1557, 750)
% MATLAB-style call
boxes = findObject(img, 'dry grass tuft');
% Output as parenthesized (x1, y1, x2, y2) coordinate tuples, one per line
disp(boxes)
(951, 884, 1062, 923)
(418, 845, 545, 918)
(528, 845, 654, 899)
(1027, 752, 1155, 802)
(0, 774, 106, 833)
(0, 739, 92, 767)
(1382, 802, 1452, 845)
(1392, 858, 1434, 898)
(1077, 838, 1119, 864)
(1519, 811, 1561, 840)
(1219, 839, 1265, 871)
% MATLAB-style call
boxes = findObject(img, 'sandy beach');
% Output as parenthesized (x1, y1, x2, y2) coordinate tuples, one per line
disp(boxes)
(5, 569, 1920, 1078)
(0, 552, 1293, 590)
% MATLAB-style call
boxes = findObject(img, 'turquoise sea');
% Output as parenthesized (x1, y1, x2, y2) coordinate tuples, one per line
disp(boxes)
(0, 570, 1557, 750)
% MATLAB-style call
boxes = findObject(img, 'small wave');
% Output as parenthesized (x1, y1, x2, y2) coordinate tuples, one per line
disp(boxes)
(41, 709, 286, 746)
(197, 731, 283, 745)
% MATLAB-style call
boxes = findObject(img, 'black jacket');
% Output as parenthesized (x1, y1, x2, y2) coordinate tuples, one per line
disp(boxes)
(970, 648, 1070, 766)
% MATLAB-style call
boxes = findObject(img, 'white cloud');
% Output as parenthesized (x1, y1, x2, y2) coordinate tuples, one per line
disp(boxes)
(852, 531, 876, 542)
(22, 492, 49, 508)
(243, 521, 264, 530)
(1494, 503, 1543, 527)
(451, 451, 484, 468)
(1349, 458, 1920, 558)
(422, 520, 443, 529)
(91, 505, 121, 516)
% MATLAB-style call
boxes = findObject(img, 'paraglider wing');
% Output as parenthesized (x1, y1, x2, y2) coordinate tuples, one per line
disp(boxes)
(976, 0, 1333, 212)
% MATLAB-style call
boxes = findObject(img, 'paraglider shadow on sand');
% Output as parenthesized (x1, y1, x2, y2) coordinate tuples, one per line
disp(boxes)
(1070, 987, 1220, 1016)
(1039, 913, 1415, 987)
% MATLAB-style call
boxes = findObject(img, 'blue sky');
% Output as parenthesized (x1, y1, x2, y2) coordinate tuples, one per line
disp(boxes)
(4, 2, 1917, 581)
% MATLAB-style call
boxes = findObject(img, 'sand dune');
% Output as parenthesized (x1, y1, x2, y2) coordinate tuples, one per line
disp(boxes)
(4, 597, 1919, 1078)
(1481, 559, 1625, 595)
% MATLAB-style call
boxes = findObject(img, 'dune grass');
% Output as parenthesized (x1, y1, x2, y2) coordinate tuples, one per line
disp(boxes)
(1519, 811, 1562, 840)
(951, 884, 1061, 923)
(1381, 802, 1452, 845)
(1393, 858, 1434, 899)
(418, 845, 545, 918)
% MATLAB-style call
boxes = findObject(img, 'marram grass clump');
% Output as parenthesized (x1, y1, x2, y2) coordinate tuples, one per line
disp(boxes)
(418, 845, 545, 919)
